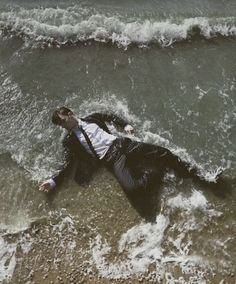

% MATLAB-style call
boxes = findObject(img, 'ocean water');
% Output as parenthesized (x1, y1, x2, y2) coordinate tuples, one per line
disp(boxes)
(0, 0, 236, 283)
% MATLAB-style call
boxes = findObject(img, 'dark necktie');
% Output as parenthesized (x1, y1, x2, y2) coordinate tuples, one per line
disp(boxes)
(78, 126, 99, 159)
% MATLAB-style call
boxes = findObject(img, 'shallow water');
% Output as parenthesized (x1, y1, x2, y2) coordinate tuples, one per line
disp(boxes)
(0, 0, 236, 283)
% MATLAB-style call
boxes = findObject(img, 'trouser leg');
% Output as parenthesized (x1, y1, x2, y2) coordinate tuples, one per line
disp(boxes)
(106, 138, 199, 192)
(125, 140, 198, 179)
(112, 153, 148, 192)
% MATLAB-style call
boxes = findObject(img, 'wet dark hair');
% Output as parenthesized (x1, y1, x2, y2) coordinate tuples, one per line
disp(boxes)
(51, 106, 74, 125)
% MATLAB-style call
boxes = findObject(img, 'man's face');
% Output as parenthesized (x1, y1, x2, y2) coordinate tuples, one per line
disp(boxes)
(58, 112, 78, 131)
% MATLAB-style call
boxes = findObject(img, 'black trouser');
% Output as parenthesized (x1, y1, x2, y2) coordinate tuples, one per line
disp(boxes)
(103, 138, 198, 192)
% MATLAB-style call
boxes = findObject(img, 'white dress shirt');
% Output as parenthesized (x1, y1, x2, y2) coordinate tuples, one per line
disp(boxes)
(73, 119, 117, 159)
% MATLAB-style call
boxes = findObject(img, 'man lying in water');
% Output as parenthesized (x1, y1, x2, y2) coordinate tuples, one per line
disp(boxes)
(39, 106, 217, 192)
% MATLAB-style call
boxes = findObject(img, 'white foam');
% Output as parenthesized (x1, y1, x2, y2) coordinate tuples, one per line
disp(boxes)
(119, 214, 169, 260)
(89, 186, 226, 281)
(90, 211, 215, 281)
(167, 190, 223, 221)
(90, 214, 169, 279)
(203, 166, 224, 183)
(167, 190, 208, 212)
(0, 231, 33, 282)
(0, 7, 236, 48)
(0, 237, 17, 282)
(51, 215, 76, 234)
(78, 93, 139, 125)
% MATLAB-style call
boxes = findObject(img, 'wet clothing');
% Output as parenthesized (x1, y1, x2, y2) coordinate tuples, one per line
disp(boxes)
(52, 113, 196, 192)
(102, 137, 197, 192)
(72, 119, 116, 159)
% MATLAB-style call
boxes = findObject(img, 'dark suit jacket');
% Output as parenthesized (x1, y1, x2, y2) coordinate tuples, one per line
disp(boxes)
(53, 112, 129, 187)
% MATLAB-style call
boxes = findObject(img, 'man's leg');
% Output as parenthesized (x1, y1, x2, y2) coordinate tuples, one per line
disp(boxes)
(125, 141, 199, 179)
(112, 153, 149, 192)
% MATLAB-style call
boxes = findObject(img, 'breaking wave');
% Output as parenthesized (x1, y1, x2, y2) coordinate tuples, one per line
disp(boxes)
(0, 6, 236, 48)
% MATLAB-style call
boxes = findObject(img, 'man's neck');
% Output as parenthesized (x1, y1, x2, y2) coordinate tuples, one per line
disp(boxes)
(69, 119, 80, 133)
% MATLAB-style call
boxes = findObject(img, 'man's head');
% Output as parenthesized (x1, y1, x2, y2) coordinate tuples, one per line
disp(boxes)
(52, 106, 78, 131)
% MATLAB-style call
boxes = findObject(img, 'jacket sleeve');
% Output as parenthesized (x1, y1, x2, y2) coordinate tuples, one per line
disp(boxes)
(73, 158, 97, 185)
(87, 112, 129, 129)
(51, 142, 74, 187)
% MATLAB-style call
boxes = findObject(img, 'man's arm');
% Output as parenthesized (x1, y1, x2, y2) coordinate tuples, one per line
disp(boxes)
(86, 112, 134, 134)
(39, 143, 74, 192)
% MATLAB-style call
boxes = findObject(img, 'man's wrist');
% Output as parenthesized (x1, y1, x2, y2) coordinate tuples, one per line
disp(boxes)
(47, 178, 56, 189)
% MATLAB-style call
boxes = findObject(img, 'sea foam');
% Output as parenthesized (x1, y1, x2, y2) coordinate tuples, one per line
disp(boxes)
(89, 190, 224, 281)
(0, 6, 236, 48)
(90, 214, 169, 279)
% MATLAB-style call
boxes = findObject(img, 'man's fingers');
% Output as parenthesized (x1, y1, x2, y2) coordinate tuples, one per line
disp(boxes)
(39, 185, 44, 191)
(39, 179, 56, 192)
(39, 182, 50, 192)
(39, 186, 46, 192)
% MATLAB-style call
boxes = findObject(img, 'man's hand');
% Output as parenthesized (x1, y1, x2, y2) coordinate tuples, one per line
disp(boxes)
(39, 179, 56, 192)
(124, 124, 134, 135)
